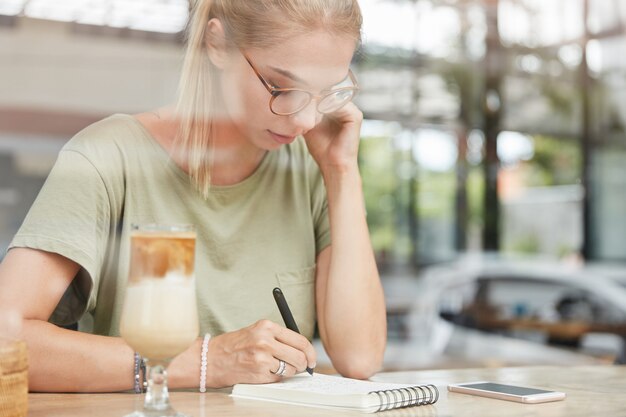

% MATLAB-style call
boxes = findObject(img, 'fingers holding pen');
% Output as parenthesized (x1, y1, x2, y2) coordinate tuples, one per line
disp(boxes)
(252, 319, 316, 376)
(201, 284, 319, 388)
(272, 287, 316, 374)
(273, 325, 317, 373)
(206, 319, 316, 387)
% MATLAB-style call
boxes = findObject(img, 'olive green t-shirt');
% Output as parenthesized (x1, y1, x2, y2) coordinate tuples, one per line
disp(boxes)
(9, 114, 330, 340)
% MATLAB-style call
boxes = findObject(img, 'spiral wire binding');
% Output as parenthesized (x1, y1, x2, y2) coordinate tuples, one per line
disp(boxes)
(370, 384, 439, 412)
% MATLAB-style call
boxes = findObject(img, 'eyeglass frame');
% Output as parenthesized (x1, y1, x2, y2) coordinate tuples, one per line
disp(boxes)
(241, 51, 359, 116)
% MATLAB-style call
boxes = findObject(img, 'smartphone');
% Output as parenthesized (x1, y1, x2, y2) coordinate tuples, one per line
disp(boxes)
(447, 381, 566, 404)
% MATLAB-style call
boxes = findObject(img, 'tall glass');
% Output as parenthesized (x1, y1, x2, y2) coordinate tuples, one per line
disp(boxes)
(120, 224, 199, 417)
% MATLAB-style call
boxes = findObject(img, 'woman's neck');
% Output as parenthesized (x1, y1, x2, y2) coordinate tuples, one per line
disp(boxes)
(134, 108, 267, 186)
(207, 122, 267, 186)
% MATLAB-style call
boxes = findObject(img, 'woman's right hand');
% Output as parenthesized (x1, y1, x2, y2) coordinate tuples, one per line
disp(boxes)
(205, 319, 317, 387)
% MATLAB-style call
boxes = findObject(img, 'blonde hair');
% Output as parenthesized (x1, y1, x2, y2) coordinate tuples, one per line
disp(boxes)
(175, 0, 362, 198)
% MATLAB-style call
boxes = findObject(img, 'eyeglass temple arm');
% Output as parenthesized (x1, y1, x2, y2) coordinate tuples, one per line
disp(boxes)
(243, 55, 279, 96)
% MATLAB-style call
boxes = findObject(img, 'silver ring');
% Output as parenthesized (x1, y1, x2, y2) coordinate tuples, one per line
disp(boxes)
(272, 359, 287, 376)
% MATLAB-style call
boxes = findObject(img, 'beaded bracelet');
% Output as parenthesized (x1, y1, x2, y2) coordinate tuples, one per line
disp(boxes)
(133, 352, 142, 394)
(133, 352, 147, 394)
(199, 333, 211, 393)
(139, 356, 147, 393)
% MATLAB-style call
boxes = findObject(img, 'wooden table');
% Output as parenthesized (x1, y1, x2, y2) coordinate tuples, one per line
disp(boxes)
(28, 365, 626, 416)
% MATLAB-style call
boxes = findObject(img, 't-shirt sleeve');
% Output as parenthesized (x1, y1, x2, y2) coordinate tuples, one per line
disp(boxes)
(8, 149, 112, 325)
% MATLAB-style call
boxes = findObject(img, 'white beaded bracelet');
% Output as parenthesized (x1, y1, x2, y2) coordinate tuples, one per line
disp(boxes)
(199, 333, 211, 393)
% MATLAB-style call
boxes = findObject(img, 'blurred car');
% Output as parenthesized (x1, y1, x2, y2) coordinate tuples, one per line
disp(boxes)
(585, 262, 626, 289)
(406, 255, 626, 364)
(314, 255, 618, 372)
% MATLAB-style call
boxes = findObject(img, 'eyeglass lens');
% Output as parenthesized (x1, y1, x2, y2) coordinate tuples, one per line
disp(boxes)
(272, 89, 356, 115)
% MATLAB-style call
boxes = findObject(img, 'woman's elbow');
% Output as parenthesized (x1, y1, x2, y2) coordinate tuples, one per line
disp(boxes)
(332, 349, 385, 380)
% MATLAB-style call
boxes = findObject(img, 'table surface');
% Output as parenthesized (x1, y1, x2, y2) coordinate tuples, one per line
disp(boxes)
(28, 365, 626, 417)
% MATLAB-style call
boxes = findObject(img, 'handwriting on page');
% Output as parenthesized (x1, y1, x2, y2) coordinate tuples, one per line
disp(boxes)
(274, 373, 420, 395)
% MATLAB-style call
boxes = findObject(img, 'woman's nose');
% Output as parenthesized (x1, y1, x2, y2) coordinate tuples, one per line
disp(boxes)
(289, 100, 319, 133)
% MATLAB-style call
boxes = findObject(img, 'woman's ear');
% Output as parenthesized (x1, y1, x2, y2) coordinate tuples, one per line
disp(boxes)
(206, 18, 228, 69)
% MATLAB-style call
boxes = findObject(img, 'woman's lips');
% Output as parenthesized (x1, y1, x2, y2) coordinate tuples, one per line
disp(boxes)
(268, 130, 296, 144)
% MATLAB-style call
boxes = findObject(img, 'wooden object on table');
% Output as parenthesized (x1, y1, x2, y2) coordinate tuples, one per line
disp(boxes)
(0, 339, 28, 417)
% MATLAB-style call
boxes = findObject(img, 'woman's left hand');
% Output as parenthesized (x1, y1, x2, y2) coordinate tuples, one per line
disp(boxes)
(303, 102, 363, 173)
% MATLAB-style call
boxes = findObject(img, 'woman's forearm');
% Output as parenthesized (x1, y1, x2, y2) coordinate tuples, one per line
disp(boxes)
(25, 319, 136, 392)
(319, 165, 387, 378)
(23, 319, 201, 392)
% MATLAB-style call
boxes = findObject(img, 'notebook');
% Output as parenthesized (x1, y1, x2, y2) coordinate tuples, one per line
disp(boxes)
(231, 373, 439, 413)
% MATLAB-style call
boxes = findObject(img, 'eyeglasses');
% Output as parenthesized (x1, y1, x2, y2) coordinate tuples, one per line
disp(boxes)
(242, 52, 359, 116)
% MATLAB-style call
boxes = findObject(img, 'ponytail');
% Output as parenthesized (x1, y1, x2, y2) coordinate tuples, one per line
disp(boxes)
(175, 0, 216, 198)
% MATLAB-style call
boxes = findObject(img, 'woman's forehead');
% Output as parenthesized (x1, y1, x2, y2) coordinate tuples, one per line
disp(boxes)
(247, 30, 356, 87)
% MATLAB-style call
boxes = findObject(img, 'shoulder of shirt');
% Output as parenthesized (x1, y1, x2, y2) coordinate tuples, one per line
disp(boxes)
(60, 113, 145, 157)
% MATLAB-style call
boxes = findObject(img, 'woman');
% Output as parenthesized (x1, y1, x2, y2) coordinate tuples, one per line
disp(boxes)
(0, 0, 386, 391)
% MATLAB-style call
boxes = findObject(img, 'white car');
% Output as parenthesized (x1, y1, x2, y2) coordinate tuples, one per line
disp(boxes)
(314, 255, 617, 372)
(404, 255, 626, 365)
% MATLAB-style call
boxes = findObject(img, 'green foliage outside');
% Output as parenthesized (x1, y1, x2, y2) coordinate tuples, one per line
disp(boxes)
(359, 130, 583, 262)
(359, 134, 487, 265)
(359, 136, 398, 259)
(524, 135, 582, 187)
(502, 135, 582, 256)
(415, 169, 455, 217)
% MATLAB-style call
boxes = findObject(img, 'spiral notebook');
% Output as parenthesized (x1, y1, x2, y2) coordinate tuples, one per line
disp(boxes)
(231, 373, 439, 413)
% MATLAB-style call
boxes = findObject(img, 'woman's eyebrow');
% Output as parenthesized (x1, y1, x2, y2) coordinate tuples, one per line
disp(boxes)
(268, 65, 306, 84)
(269, 65, 350, 88)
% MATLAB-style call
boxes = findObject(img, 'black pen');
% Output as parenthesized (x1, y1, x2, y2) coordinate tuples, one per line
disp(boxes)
(272, 287, 314, 375)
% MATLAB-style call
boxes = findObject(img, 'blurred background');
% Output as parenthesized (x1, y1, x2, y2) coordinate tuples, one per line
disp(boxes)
(1, 0, 625, 371)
